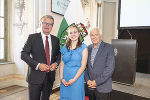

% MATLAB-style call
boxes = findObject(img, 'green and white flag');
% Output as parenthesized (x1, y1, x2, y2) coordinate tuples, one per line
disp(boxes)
(57, 0, 86, 48)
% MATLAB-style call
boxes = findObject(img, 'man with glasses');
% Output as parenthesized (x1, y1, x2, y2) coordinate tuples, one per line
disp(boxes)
(21, 15, 61, 100)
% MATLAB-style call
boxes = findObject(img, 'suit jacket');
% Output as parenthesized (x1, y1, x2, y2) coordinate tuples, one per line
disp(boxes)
(85, 41, 115, 93)
(21, 33, 61, 85)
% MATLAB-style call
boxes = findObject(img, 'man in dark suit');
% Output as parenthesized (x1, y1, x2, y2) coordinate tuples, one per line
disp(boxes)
(85, 28, 115, 100)
(21, 15, 61, 100)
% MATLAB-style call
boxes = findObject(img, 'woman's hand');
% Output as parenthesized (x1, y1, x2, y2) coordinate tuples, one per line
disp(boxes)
(61, 79, 69, 87)
(68, 79, 75, 85)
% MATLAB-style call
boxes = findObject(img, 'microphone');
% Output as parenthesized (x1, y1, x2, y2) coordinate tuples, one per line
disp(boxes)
(126, 30, 133, 39)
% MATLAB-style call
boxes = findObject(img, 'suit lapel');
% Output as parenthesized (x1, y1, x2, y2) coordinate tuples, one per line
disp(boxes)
(50, 35, 54, 59)
(37, 33, 46, 58)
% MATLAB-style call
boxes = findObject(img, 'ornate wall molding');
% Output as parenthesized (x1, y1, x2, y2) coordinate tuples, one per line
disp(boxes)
(13, 0, 27, 33)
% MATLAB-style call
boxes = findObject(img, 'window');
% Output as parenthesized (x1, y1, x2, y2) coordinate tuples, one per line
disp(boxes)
(0, 0, 7, 62)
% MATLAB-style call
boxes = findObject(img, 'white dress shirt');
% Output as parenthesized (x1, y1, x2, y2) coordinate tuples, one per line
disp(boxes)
(36, 32, 52, 70)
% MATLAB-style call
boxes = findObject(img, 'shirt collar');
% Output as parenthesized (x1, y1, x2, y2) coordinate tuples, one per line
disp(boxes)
(41, 31, 51, 39)
(92, 41, 101, 49)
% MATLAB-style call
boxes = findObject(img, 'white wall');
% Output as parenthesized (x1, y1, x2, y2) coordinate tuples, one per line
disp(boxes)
(101, 0, 118, 43)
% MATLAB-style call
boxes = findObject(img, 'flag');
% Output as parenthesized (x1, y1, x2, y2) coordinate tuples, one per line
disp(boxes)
(57, 0, 86, 48)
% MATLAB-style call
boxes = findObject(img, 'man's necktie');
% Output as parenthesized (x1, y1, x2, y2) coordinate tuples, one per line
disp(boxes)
(45, 36, 50, 65)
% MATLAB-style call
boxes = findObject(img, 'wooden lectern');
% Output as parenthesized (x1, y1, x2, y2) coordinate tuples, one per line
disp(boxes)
(112, 39, 137, 85)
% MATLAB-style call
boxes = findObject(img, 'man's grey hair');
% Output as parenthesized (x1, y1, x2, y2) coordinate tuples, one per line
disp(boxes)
(89, 27, 101, 35)
(40, 15, 54, 24)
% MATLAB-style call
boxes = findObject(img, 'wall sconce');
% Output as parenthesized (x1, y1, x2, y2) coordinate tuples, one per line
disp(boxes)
(15, 0, 25, 21)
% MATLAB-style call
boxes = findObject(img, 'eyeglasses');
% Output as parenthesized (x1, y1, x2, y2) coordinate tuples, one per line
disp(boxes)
(42, 22, 53, 26)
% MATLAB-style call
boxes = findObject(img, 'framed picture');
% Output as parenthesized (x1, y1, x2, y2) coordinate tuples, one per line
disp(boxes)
(51, 0, 70, 15)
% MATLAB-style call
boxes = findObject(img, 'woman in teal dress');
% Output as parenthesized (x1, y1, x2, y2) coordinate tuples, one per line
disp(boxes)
(59, 25, 88, 100)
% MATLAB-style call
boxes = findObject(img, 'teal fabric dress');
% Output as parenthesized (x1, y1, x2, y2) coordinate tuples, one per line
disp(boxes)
(60, 43, 87, 100)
